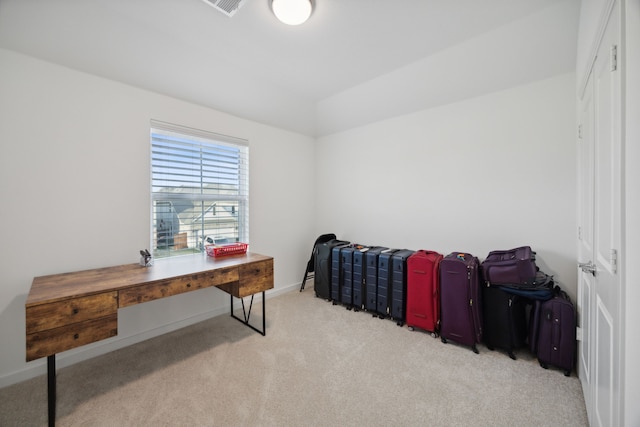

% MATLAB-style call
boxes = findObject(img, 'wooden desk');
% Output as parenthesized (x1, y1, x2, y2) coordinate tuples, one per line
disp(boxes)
(25, 252, 274, 427)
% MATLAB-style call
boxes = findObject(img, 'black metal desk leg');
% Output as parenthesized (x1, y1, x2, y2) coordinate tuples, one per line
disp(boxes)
(229, 291, 266, 336)
(47, 354, 56, 427)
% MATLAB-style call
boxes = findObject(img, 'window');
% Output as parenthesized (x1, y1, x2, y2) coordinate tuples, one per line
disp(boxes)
(150, 120, 249, 258)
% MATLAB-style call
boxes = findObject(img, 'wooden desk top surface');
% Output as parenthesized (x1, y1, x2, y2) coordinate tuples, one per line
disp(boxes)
(27, 252, 272, 307)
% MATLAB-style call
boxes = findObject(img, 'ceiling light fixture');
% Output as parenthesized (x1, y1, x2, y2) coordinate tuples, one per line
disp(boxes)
(271, 0, 313, 26)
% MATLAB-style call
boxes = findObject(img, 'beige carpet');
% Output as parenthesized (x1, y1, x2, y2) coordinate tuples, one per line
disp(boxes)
(1, 288, 588, 426)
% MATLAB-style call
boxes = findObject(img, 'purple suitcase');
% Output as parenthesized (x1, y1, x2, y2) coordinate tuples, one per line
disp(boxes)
(439, 252, 483, 354)
(481, 246, 538, 285)
(533, 288, 576, 376)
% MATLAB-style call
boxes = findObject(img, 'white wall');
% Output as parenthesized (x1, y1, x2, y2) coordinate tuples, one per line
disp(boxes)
(316, 73, 577, 298)
(0, 48, 316, 386)
(316, 0, 580, 136)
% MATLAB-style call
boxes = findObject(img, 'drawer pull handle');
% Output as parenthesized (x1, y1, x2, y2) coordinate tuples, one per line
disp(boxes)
(187, 283, 191, 288)
(72, 308, 79, 315)
(73, 333, 79, 340)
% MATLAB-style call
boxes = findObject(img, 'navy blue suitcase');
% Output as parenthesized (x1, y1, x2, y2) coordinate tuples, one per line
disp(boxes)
(340, 246, 357, 309)
(331, 243, 351, 304)
(364, 247, 388, 314)
(314, 239, 349, 300)
(340, 244, 366, 311)
(352, 246, 375, 312)
(376, 249, 400, 318)
(390, 249, 415, 326)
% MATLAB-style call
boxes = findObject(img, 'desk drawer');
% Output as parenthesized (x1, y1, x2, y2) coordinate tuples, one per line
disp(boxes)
(26, 314, 118, 361)
(220, 259, 274, 298)
(119, 267, 239, 307)
(26, 292, 118, 334)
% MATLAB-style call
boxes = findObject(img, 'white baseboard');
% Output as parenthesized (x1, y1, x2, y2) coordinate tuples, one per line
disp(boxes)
(0, 283, 300, 389)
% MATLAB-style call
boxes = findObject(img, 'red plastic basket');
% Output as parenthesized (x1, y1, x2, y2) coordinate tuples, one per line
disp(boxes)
(205, 243, 248, 257)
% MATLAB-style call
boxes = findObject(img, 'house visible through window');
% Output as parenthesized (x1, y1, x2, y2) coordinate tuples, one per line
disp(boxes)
(150, 120, 249, 258)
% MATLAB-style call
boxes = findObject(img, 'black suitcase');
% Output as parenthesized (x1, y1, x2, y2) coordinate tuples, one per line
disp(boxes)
(300, 233, 336, 292)
(314, 239, 349, 300)
(482, 284, 527, 359)
(364, 247, 388, 314)
(439, 252, 483, 353)
(529, 299, 543, 354)
(390, 249, 415, 326)
(376, 249, 400, 318)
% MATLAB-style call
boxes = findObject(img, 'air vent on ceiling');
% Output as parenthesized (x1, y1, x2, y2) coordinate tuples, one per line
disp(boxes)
(201, 0, 247, 17)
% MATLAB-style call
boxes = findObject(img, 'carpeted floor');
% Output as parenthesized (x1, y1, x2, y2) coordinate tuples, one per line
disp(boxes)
(0, 288, 589, 426)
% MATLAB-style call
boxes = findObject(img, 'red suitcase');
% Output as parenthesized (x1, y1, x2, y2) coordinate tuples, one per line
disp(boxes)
(406, 250, 443, 336)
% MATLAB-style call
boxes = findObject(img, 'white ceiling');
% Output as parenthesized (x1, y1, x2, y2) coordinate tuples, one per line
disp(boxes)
(0, 0, 578, 136)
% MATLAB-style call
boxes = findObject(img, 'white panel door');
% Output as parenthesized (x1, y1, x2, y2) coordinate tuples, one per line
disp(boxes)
(577, 67, 594, 419)
(577, 3, 622, 426)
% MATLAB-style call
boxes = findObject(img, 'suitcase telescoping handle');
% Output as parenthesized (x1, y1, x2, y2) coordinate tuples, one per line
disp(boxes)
(417, 249, 440, 257)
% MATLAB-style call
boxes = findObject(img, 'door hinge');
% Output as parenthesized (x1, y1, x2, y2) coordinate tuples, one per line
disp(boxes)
(576, 326, 582, 341)
(611, 45, 617, 71)
(578, 124, 583, 139)
(611, 249, 617, 274)
(578, 226, 582, 240)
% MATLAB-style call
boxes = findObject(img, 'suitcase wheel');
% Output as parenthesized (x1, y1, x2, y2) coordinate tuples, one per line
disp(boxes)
(408, 326, 415, 331)
(540, 361, 548, 369)
(378, 314, 385, 320)
(346, 306, 352, 311)
(441, 337, 448, 344)
(431, 332, 438, 339)
(332, 301, 338, 305)
(508, 351, 516, 360)
(472, 345, 479, 354)
(564, 370, 571, 377)
(487, 345, 495, 351)
(396, 320, 404, 327)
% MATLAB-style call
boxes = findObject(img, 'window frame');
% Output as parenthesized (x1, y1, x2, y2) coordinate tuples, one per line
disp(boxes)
(150, 120, 249, 258)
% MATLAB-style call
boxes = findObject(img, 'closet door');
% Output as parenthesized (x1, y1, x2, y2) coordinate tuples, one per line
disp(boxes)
(577, 2, 622, 426)
(577, 67, 594, 420)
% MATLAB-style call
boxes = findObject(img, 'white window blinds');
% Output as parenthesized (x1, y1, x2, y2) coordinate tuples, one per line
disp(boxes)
(150, 120, 249, 258)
